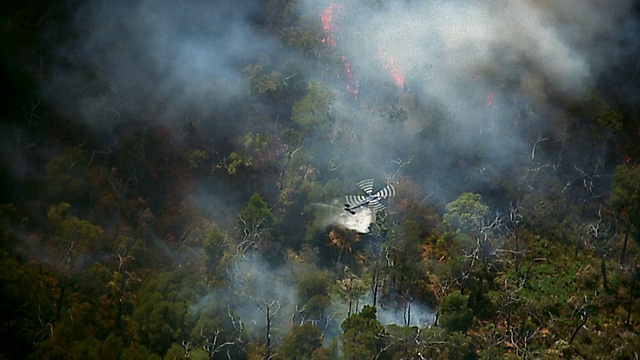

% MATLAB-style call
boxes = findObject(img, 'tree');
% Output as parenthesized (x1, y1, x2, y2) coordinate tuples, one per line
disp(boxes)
(443, 193, 489, 235)
(238, 193, 275, 258)
(279, 323, 323, 360)
(384, 325, 419, 360)
(385, 219, 429, 325)
(443, 332, 476, 360)
(257, 299, 280, 360)
(0, 249, 54, 357)
(340, 305, 388, 360)
(132, 271, 203, 356)
(297, 270, 331, 322)
(41, 146, 90, 204)
(202, 222, 228, 286)
(291, 82, 335, 133)
(438, 291, 473, 333)
(441, 193, 498, 295)
(111, 235, 144, 330)
(611, 163, 640, 265)
(328, 226, 361, 265)
(100, 333, 124, 360)
(45, 203, 104, 320)
(337, 273, 367, 318)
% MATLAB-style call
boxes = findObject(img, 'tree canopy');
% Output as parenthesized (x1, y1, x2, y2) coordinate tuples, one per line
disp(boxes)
(1, 1, 640, 359)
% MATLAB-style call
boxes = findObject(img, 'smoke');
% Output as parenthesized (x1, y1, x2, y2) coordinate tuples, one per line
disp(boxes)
(198, 254, 434, 345)
(308, 0, 634, 97)
(376, 301, 435, 328)
(314, 201, 376, 233)
(43, 0, 639, 187)
(45, 0, 276, 130)
(23, 0, 638, 345)
(220, 256, 299, 335)
(298, 0, 639, 204)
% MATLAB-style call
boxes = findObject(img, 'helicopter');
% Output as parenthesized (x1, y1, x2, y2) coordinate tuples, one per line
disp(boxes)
(344, 179, 395, 215)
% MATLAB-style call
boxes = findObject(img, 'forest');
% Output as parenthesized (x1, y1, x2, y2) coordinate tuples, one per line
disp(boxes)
(1, 0, 640, 359)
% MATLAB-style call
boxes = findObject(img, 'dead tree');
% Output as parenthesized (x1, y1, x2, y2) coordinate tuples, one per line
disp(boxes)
(257, 300, 280, 360)
(583, 206, 619, 290)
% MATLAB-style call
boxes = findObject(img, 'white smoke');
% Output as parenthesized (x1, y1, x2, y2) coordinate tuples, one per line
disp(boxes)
(314, 201, 376, 233)
(46, 0, 275, 130)
(299, 0, 638, 203)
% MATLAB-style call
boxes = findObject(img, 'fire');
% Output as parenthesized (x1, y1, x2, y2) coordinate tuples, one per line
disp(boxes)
(321, 4, 334, 33)
(487, 92, 496, 108)
(320, 3, 358, 99)
(379, 50, 404, 88)
(320, 4, 337, 47)
(320, 3, 406, 96)
(341, 55, 359, 98)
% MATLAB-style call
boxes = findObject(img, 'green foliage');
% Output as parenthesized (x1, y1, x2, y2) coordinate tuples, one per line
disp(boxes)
(297, 270, 331, 319)
(291, 82, 335, 131)
(3, 4, 640, 360)
(47, 203, 103, 248)
(241, 132, 274, 154)
(404, 326, 476, 360)
(224, 151, 252, 174)
(336, 275, 368, 314)
(340, 305, 388, 360)
(45, 202, 104, 281)
(445, 332, 476, 360)
(612, 163, 640, 224)
(120, 343, 159, 360)
(591, 95, 623, 132)
(185, 149, 210, 170)
(69, 337, 101, 359)
(162, 343, 184, 360)
(244, 64, 284, 95)
(279, 323, 323, 360)
(101, 333, 125, 360)
(41, 146, 90, 202)
(132, 271, 204, 355)
(443, 193, 489, 234)
(438, 290, 473, 333)
(384, 325, 419, 359)
(0, 251, 53, 357)
(202, 222, 227, 284)
(257, 71, 283, 94)
(239, 193, 275, 238)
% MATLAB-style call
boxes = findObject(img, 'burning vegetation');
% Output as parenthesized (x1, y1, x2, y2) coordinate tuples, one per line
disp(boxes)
(1, 0, 640, 359)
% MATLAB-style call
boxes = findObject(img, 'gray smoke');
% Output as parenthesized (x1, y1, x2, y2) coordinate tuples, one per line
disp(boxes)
(298, 0, 638, 203)
(35, 0, 639, 340)
(46, 0, 275, 130)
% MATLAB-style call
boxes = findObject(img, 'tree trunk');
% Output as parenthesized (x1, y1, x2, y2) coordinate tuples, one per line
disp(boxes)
(627, 269, 637, 326)
(405, 301, 411, 327)
(600, 256, 608, 290)
(56, 282, 66, 320)
(371, 270, 379, 307)
(116, 272, 126, 329)
(514, 228, 520, 272)
(626, 289, 633, 326)
(265, 306, 271, 360)
(569, 311, 587, 344)
(620, 219, 631, 266)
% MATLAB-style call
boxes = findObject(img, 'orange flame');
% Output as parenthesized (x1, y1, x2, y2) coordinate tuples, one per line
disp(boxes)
(321, 3, 358, 99)
(321, 4, 338, 47)
(341, 55, 359, 98)
(487, 92, 496, 108)
(379, 50, 404, 88)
